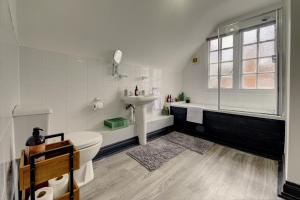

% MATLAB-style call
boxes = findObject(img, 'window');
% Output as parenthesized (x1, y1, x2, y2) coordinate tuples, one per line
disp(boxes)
(205, 10, 280, 115)
(241, 24, 276, 89)
(208, 35, 234, 89)
(208, 23, 277, 90)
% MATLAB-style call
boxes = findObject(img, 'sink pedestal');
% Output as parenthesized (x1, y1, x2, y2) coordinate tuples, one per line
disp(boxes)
(135, 105, 147, 145)
(121, 95, 157, 145)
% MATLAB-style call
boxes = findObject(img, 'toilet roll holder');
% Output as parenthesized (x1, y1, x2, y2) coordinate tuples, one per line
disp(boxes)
(28, 133, 74, 200)
(91, 97, 103, 111)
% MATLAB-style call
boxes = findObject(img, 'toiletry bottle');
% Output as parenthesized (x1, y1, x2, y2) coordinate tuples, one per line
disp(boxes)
(135, 86, 139, 96)
(25, 127, 46, 162)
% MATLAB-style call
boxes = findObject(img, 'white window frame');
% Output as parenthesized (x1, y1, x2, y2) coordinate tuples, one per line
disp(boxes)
(239, 22, 277, 90)
(208, 34, 234, 89)
(208, 37, 219, 89)
(205, 9, 283, 116)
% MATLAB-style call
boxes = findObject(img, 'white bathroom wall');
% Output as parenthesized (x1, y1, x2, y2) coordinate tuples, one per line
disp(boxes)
(19, 46, 182, 142)
(0, 0, 20, 198)
(285, 0, 300, 185)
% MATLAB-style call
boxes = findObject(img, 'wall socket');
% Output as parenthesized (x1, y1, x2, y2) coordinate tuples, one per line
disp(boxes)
(192, 57, 198, 63)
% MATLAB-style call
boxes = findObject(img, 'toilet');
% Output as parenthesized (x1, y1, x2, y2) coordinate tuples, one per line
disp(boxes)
(13, 105, 103, 187)
(65, 131, 102, 187)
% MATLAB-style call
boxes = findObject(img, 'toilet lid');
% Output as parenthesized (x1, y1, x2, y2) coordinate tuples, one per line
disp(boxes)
(66, 131, 102, 150)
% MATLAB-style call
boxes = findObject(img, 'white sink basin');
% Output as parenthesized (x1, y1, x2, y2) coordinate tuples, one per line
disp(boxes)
(121, 95, 158, 145)
(121, 95, 157, 106)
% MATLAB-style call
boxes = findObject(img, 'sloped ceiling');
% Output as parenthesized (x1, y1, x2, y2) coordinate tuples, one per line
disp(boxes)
(17, 0, 280, 69)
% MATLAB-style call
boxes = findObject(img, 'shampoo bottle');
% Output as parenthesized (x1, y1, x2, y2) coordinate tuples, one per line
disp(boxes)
(135, 86, 139, 96)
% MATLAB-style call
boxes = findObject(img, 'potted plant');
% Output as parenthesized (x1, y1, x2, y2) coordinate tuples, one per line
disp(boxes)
(161, 105, 170, 115)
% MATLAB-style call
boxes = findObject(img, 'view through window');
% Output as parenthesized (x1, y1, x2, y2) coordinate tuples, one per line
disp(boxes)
(241, 24, 276, 89)
(208, 35, 234, 89)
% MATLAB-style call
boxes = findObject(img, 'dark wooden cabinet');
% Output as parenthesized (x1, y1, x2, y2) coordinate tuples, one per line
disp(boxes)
(170, 106, 285, 160)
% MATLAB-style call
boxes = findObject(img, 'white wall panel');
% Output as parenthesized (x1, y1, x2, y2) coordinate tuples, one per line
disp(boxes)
(19, 46, 182, 145)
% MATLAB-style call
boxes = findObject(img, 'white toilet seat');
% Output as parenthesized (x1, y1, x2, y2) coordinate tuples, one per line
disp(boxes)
(66, 131, 102, 150)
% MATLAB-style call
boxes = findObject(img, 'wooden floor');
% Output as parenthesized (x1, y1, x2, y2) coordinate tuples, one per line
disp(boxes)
(81, 140, 280, 200)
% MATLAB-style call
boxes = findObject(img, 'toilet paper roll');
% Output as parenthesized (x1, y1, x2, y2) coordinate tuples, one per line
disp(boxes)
(28, 187, 53, 200)
(48, 174, 69, 199)
(92, 101, 104, 111)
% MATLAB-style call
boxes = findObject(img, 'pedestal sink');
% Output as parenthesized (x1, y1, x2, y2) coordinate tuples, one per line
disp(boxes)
(121, 95, 157, 145)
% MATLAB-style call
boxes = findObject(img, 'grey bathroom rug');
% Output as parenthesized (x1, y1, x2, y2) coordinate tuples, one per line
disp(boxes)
(126, 138, 185, 171)
(162, 132, 214, 154)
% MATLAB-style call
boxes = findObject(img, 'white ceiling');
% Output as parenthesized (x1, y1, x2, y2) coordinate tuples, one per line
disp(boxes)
(17, 0, 281, 69)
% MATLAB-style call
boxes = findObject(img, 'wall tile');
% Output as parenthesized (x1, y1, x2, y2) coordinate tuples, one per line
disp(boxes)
(19, 47, 182, 144)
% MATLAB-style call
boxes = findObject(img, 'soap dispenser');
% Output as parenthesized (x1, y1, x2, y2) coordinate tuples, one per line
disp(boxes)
(25, 127, 46, 161)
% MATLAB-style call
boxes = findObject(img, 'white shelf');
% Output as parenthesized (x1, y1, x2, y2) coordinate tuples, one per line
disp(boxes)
(98, 125, 135, 147)
(98, 114, 174, 147)
(147, 114, 174, 133)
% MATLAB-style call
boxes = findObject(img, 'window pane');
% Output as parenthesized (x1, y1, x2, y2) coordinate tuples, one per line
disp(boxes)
(258, 57, 275, 73)
(221, 62, 233, 75)
(210, 39, 219, 51)
(209, 64, 218, 76)
(222, 48, 233, 62)
(258, 73, 275, 89)
(209, 51, 218, 63)
(242, 59, 257, 73)
(260, 25, 275, 42)
(208, 76, 218, 88)
(222, 35, 233, 49)
(243, 44, 257, 59)
(259, 41, 275, 57)
(221, 76, 233, 88)
(243, 29, 257, 45)
(242, 74, 256, 89)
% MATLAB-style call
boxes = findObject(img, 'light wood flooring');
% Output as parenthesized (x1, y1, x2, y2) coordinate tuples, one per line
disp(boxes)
(81, 140, 281, 200)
